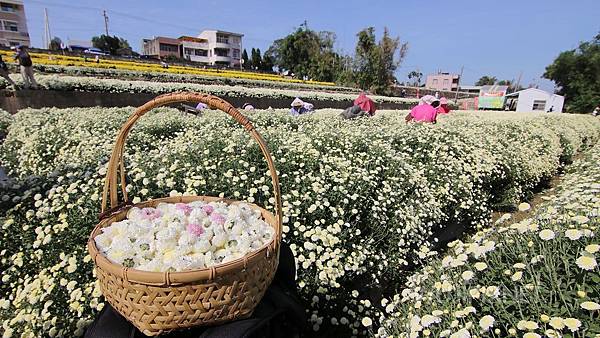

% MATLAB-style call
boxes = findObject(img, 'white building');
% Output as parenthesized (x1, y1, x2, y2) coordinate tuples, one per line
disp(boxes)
(505, 88, 564, 113)
(0, 0, 30, 47)
(179, 36, 210, 64)
(197, 30, 243, 67)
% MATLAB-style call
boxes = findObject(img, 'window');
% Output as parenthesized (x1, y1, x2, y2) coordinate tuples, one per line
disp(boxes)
(214, 48, 229, 57)
(8, 41, 19, 46)
(216, 34, 229, 44)
(443, 79, 449, 86)
(0, 3, 17, 12)
(433, 79, 438, 85)
(532, 100, 546, 111)
(2, 20, 18, 32)
(159, 43, 178, 52)
(184, 47, 193, 55)
(232, 49, 240, 58)
(194, 49, 207, 56)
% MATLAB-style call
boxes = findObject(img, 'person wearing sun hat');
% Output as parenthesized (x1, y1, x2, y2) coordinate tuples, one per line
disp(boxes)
(289, 97, 313, 116)
(436, 97, 451, 114)
(405, 95, 440, 123)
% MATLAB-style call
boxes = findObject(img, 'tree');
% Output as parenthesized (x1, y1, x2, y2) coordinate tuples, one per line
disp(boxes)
(92, 34, 131, 55)
(265, 22, 344, 82)
(352, 27, 407, 94)
(261, 53, 274, 72)
(49, 37, 62, 51)
(475, 75, 498, 86)
(251, 48, 262, 70)
(497, 79, 524, 93)
(407, 70, 423, 87)
(544, 32, 600, 113)
(241, 49, 250, 69)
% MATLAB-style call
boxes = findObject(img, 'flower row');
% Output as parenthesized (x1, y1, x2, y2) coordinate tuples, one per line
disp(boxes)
(0, 108, 599, 337)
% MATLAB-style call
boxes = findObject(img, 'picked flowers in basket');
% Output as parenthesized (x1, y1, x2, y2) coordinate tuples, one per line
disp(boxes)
(94, 201, 275, 272)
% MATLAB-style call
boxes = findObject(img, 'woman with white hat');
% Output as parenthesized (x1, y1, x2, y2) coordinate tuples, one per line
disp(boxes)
(405, 95, 440, 123)
(290, 97, 313, 116)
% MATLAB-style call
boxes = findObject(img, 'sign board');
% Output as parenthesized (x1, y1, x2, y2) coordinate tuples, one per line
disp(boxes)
(478, 85, 509, 109)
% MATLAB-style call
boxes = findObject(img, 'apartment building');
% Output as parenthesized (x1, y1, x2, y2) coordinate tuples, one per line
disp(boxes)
(141, 30, 243, 67)
(197, 30, 243, 67)
(425, 72, 460, 91)
(0, 0, 30, 47)
(141, 36, 181, 59)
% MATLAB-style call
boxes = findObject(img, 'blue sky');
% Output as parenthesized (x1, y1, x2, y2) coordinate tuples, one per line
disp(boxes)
(24, 0, 599, 90)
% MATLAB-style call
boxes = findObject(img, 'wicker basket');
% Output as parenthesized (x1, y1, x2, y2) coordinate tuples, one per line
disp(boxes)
(87, 92, 282, 336)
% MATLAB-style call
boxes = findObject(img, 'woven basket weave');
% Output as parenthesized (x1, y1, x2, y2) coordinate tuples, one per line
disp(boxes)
(87, 92, 282, 336)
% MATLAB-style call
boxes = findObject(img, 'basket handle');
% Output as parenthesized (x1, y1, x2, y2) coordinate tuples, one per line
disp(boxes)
(100, 92, 282, 243)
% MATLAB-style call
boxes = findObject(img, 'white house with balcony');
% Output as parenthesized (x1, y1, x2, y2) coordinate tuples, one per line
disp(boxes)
(179, 36, 210, 64)
(197, 30, 243, 67)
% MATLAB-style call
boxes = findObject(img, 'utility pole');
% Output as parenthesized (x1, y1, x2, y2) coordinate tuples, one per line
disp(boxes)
(454, 65, 464, 100)
(103, 10, 109, 36)
(514, 71, 523, 92)
(43, 8, 51, 49)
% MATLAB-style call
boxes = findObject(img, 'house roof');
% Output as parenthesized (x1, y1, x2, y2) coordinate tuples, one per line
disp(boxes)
(505, 87, 555, 97)
(200, 30, 244, 37)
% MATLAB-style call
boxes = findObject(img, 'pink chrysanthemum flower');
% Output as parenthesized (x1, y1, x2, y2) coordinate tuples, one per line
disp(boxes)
(202, 205, 214, 215)
(210, 212, 226, 225)
(187, 223, 204, 236)
(141, 207, 162, 220)
(175, 203, 193, 216)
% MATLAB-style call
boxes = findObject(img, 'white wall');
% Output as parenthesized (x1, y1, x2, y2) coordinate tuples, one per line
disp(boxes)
(515, 89, 557, 113)
(546, 94, 564, 113)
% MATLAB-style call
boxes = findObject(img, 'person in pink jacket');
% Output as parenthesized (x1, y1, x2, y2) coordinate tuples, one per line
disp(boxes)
(436, 97, 451, 114)
(405, 95, 440, 124)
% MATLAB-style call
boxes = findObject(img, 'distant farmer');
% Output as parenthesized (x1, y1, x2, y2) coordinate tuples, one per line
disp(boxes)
(14, 45, 37, 89)
(0, 54, 18, 89)
(95, 55, 100, 63)
(547, 106, 554, 113)
(399, 88, 407, 98)
(436, 97, 451, 114)
(593, 106, 600, 116)
(341, 93, 377, 119)
(290, 98, 313, 116)
(242, 103, 255, 111)
(405, 95, 440, 124)
(354, 93, 376, 116)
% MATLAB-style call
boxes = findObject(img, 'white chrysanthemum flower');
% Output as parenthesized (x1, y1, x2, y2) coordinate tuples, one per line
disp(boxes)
(479, 315, 495, 331)
(511, 271, 523, 281)
(580, 301, 600, 311)
(584, 244, 599, 254)
(474, 262, 487, 271)
(564, 229, 582, 240)
(361, 317, 372, 327)
(538, 229, 555, 241)
(549, 317, 564, 330)
(517, 320, 538, 331)
(575, 255, 597, 270)
(563, 318, 581, 332)
(461, 270, 474, 281)
(518, 202, 531, 211)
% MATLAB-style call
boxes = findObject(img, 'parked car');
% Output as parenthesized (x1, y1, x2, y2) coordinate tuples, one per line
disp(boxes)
(83, 48, 109, 56)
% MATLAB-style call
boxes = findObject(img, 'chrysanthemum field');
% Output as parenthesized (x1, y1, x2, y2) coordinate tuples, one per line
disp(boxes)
(0, 108, 599, 337)
(378, 143, 600, 338)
